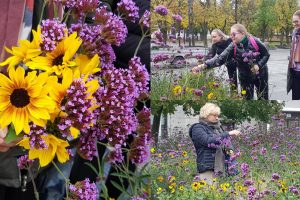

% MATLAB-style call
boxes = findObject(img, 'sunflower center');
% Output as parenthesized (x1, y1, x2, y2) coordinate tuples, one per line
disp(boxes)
(10, 88, 30, 108)
(52, 55, 64, 66)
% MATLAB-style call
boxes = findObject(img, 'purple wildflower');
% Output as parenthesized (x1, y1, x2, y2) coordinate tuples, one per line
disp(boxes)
(248, 186, 257, 200)
(139, 10, 150, 29)
(27, 124, 48, 149)
(17, 155, 34, 169)
(241, 163, 249, 178)
(117, 0, 139, 23)
(40, 19, 67, 51)
(128, 56, 150, 97)
(152, 54, 169, 63)
(271, 173, 280, 181)
(172, 14, 182, 23)
(154, 5, 168, 16)
(68, 178, 99, 200)
(129, 107, 151, 164)
(58, 78, 96, 139)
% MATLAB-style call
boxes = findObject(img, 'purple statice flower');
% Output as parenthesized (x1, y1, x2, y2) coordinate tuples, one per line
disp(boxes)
(75, 0, 99, 15)
(289, 186, 299, 195)
(248, 186, 257, 200)
(280, 154, 286, 162)
(94, 7, 128, 46)
(200, 85, 207, 91)
(152, 54, 169, 63)
(154, 5, 168, 16)
(271, 173, 280, 181)
(244, 180, 254, 186)
(129, 107, 151, 164)
(78, 131, 98, 160)
(241, 163, 249, 178)
(128, 56, 150, 97)
(58, 78, 96, 139)
(69, 24, 116, 65)
(260, 147, 267, 155)
(26, 124, 48, 149)
(139, 10, 150, 29)
(68, 178, 99, 200)
(17, 155, 34, 169)
(153, 30, 164, 43)
(172, 14, 182, 23)
(193, 89, 203, 96)
(40, 19, 67, 51)
(117, 0, 139, 23)
(91, 67, 139, 163)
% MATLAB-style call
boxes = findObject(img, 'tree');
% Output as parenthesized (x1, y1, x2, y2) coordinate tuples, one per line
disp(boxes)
(274, 0, 299, 45)
(254, 0, 277, 42)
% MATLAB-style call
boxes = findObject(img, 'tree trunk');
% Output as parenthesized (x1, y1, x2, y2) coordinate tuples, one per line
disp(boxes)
(280, 29, 284, 47)
(285, 29, 290, 45)
(151, 106, 163, 144)
(161, 113, 168, 139)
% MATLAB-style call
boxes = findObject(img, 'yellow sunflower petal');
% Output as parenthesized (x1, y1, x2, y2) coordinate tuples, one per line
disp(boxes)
(17, 137, 30, 149)
(70, 127, 80, 139)
(12, 108, 25, 134)
(0, 106, 14, 128)
(27, 104, 50, 120)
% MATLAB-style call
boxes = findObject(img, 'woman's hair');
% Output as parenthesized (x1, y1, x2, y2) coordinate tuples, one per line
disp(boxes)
(199, 103, 221, 120)
(293, 10, 300, 18)
(211, 29, 228, 41)
(231, 23, 249, 35)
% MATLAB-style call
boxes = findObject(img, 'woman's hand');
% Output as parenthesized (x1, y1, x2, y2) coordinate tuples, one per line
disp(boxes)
(191, 64, 206, 74)
(251, 64, 259, 74)
(228, 130, 241, 136)
(0, 127, 20, 152)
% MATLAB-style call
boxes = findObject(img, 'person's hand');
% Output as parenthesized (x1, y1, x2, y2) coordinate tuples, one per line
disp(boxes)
(228, 130, 240, 136)
(251, 64, 259, 74)
(0, 127, 19, 152)
(192, 64, 205, 74)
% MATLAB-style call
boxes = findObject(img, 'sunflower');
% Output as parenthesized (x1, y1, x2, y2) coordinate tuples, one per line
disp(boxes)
(0, 67, 56, 134)
(26, 32, 82, 76)
(0, 27, 42, 71)
(18, 134, 69, 167)
(74, 54, 101, 76)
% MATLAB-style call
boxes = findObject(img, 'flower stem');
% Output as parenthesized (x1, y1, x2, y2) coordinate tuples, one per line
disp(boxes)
(134, 29, 149, 57)
(27, 167, 39, 200)
(51, 161, 70, 199)
(38, 0, 48, 25)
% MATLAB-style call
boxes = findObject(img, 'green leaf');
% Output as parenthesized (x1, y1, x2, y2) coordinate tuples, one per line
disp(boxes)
(5, 125, 22, 143)
(84, 162, 99, 176)
(110, 180, 130, 196)
(110, 172, 134, 181)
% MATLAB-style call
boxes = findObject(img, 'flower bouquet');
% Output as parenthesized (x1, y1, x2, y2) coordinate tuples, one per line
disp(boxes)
(0, 0, 150, 199)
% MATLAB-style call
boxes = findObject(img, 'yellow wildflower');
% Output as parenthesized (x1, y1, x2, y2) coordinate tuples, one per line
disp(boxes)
(182, 151, 188, 157)
(191, 182, 201, 191)
(150, 147, 156, 153)
(173, 85, 182, 95)
(207, 92, 214, 100)
(241, 90, 247, 95)
(157, 187, 163, 195)
(157, 175, 164, 183)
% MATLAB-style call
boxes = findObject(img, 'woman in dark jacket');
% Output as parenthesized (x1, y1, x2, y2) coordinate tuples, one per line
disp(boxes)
(194, 24, 270, 100)
(287, 10, 300, 100)
(189, 103, 240, 184)
(204, 29, 238, 90)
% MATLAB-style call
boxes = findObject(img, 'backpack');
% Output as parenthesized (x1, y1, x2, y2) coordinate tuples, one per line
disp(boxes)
(234, 36, 259, 58)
